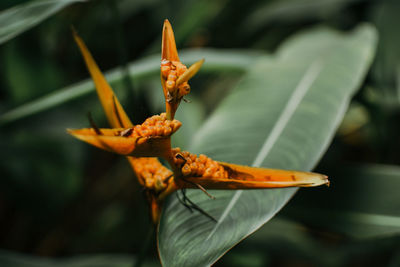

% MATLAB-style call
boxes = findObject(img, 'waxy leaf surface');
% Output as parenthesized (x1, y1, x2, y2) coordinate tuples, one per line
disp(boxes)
(159, 24, 377, 266)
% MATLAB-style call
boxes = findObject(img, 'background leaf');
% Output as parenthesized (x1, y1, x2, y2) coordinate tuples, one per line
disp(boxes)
(369, 0, 400, 106)
(0, 250, 159, 267)
(0, 0, 85, 45)
(242, 0, 363, 34)
(158, 24, 377, 266)
(172, 95, 206, 149)
(216, 215, 400, 266)
(0, 49, 262, 126)
(284, 163, 400, 239)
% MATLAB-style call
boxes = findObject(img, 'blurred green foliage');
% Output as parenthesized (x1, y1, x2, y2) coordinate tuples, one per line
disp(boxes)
(0, 0, 399, 266)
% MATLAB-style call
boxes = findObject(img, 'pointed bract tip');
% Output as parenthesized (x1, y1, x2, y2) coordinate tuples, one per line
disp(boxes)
(315, 175, 329, 187)
(324, 176, 330, 187)
(70, 25, 78, 36)
(161, 19, 179, 61)
(71, 26, 82, 43)
(71, 26, 84, 46)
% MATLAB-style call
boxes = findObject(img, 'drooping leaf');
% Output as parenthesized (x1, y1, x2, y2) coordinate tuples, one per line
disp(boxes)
(159, 24, 377, 266)
(0, 0, 85, 45)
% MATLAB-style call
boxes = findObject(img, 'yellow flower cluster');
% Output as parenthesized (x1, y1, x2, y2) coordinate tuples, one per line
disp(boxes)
(117, 113, 182, 138)
(172, 148, 229, 179)
(133, 158, 173, 192)
(161, 59, 190, 98)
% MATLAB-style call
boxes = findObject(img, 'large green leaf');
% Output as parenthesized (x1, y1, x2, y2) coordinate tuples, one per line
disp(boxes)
(0, 0, 85, 45)
(172, 95, 206, 150)
(158, 24, 377, 266)
(0, 49, 261, 126)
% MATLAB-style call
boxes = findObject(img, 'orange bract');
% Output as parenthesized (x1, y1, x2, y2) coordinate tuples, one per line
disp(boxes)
(71, 27, 177, 223)
(68, 113, 181, 158)
(160, 19, 204, 120)
(171, 148, 328, 190)
(73, 29, 132, 129)
(69, 20, 329, 224)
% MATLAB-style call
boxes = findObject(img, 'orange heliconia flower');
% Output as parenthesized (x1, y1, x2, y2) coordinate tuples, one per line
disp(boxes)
(68, 20, 329, 224)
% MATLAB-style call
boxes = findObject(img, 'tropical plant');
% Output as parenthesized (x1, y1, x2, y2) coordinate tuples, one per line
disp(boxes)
(2, 0, 398, 266)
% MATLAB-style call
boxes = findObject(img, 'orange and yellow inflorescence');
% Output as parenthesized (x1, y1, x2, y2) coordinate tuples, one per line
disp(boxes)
(116, 113, 181, 138)
(68, 19, 329, 224)
(131, 157, 173, 192)
(172, 148, 229, 179)
(161, 60, 190, 100)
